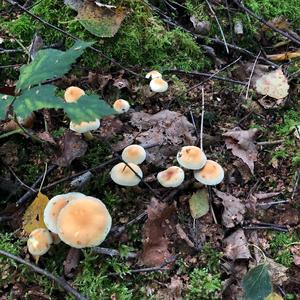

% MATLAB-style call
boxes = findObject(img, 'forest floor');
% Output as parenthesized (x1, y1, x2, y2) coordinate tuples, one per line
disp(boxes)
(0, 0, 300, 299)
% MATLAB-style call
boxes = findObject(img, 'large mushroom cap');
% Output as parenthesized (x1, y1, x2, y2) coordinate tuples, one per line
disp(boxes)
(194, 160, 224, 185)
(121, 145, 146, 164)
(177, 146, 207, 170)
(149, 78, 168, 93)
(44, 192, 85, 234)
(57, 196, 112, 248)
(157, 166, 185, 188)
(113, 99, 130, 114)
(145, 70, 162, 79)
(27, 228, 53, 256)
(64, 86, 85, 103)
(70, 119, 100, 134)
(110, 162, 143, 186)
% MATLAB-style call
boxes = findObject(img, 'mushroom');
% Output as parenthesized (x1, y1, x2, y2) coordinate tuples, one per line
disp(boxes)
(44, 192, 85, 234)
(110, 162, 143, 186)
(121, 144, 146, 164)
(177, 146, 207, 170)
(145, 70, 162, 79)
(27, 228, 53, 256)
(113, 99, 130, 114)
(194, 160, 224, 185)
(57, 196, 112, 248)
(69, 118, 100, 140)
(64, 86, 85, 103)
(149, 78, 168, 93)
(157, 166, 185, 188)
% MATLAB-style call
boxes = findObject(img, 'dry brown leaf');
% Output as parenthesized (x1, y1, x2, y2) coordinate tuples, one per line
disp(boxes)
(224, 229, 251, 260)
(139, 198, 177, 267)
(291, 245, 300, 267)
(266, 257, 288, 285)
(22, 192, 49, 234)
(267, 49, 300, 61)
(223, 127, 258, 174)
(64, 248, 81, 278)
(157, 276, 183, 300)
(53, 130, 87, 167)
(214, 190, 245, 228)
(36, 131, 56, 144)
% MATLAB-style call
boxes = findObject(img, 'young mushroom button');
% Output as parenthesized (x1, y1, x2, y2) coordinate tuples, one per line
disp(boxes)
(121, 144, 146, 164)
(149, 78, 168, 93)
(194, 160, 224, 186)
(27, 228, 53, 256)
(145, 70, 162, 79)
(177, 146, 207, 170)
(69, 118, 100, 140)
(57, 196, 112, 248)
(113, 99, 130, 114)
(110, 162, 143, 186)
(157, 166, 185, 188)
(64, 86, 85, 103)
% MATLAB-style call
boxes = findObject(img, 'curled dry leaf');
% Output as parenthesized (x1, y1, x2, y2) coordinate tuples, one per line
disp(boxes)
(224, 229, 251, 260)
(223, 127, 258, 174)
(265, 257, 288, 285)
(214, 190, 245, 228)
(139, 198, 177, 267)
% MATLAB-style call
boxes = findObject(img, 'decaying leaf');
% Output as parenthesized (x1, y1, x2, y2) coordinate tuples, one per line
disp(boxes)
(157, 276, 183, 300)
(189, 189, 209, 219)
(267, 49, 300, 61)
(224, 229, 251, 260)
(64, 248, 81, 278)
(223, 127, 258, 174)
(265, 293, 284, 300)
(22, 192, 49, 234)
(190, 16, 210, 35)
(214, 190, 245, 228)
(53, 130, 88, 167)
(255, 68, 289, 100)
(265, 257, 288, 285)
(77, 1, 128, 37)
(139, 198, 176, 267)
(291, 245, 300, 267)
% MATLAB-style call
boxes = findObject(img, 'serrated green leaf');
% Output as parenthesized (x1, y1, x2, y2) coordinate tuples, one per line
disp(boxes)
(63, 94, 115, 123)
(14, 85, 64, 119)
(242, 264, 272, 300)
(0, 94, 14, 120)
(189, 189, 209, 219)
(16, 40, 93, 91)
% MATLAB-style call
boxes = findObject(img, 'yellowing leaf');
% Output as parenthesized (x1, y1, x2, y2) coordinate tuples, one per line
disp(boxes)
(77, 1, 128, 37)
(23, 192, 49, 234)
(265, 292, 284, 300)
(189, 189, 209, 219)
(267, 49, 300, 61)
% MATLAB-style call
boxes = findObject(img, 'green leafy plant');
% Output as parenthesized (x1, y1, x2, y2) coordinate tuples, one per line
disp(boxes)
(0, 40, 115, 123)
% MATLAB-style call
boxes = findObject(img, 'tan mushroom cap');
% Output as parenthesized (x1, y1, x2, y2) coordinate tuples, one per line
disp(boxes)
(110, 162, 143, 186)
(149, 78, 168, 93)
(177, 146, 207, 170)
(121, 145, 146, 164)
(70, 118, 100, 133)
(64, 86, 85, 103)
(194, 160, 224, 185)
(113, 99, 130, 114)
(157, 166, 185, 188)
(44, 192, 85, 234)
(27, 228, 53, 256)
(145, 70, 162, 79)
(57, 196, 112, 248)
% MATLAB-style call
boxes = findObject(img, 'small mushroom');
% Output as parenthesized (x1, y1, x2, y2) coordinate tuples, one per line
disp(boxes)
(194, 160, 224, 185)
(113, 99, 130, 114)
(157, 166, 185, 188)
(149, 78, 168, 93)
(121, 144, 146, 164)
(27, 228, 53, 256)
(145, 70, 162, 79)
(64, 86, 85, 103)
(44, 192, 85, 234)
(110, 162, 143, 186)
(177, 146, 207, 170)
(69, 118, 100, 140)
(57, 196, 112, 248)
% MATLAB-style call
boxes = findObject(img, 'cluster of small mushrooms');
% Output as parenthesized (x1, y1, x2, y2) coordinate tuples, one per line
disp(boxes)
(145, 70, 168, 93)
(27, 192, 111, 257)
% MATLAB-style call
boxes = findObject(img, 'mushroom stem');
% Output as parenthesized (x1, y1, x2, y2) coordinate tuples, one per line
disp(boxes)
(83, 131, 94, 140)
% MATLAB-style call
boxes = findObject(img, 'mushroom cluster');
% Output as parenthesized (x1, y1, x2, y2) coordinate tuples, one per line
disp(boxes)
(145, 70, 168, 93)
(27, 192, 112, 258)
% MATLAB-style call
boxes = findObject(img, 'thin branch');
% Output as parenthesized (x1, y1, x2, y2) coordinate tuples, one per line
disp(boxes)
(200, 88, 205, 150)
(257, 139, 284, 146)
(7, 165, 36, 192)
(0, 249, 87, 300)
(91, 247, 137, 259)
(38, 162, 48, 192)
(245, 50, 261, 99)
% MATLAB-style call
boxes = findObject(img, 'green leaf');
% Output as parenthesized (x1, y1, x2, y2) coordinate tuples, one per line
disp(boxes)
(16, 40, 93, 91)
(0, 94, 14, 120)
(189, 189, 209, 219)
(242, 264, 272, 300)
(64, 94, 115, 123)
(14, 85, 64, 119)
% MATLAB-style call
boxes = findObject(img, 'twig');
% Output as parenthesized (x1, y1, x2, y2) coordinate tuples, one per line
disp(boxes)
(291, 169, 300, 200)
(39, 162, 48, 192)
(257, 140, 284, 146)
(243, 225, 288, 232)
(7, 165, 36, 192)
(257, 200, 289, 207)
(208, 186, 218, 224)
(91, 247, 137, 259)
(0, 249, 87, 300)
(205, 0, 229, 53)
(200, 88, 205, 150)
(245, 50, 261, 99)
(233, 0, 300, 46)
(189, 109, 199, 139)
